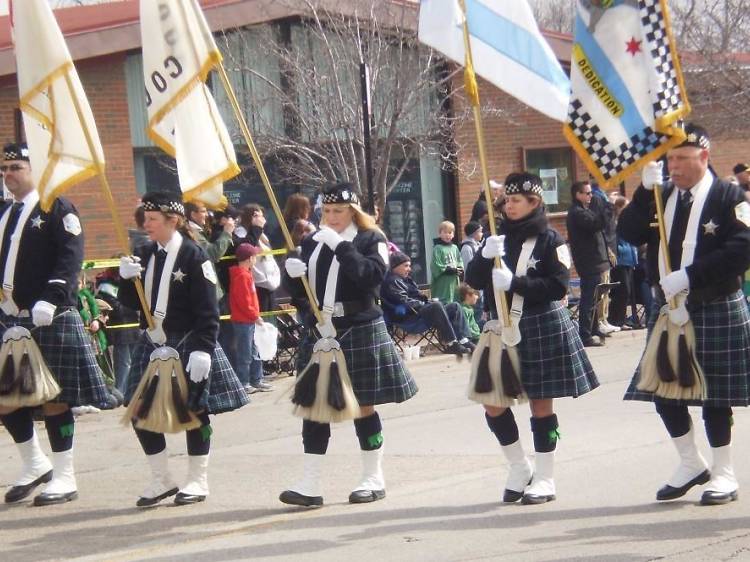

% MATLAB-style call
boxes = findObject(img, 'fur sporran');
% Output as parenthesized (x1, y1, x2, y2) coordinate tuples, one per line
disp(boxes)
(123, 346, 201, 433)
(467, 320, 526, 407)
(0, 326, 60, 407)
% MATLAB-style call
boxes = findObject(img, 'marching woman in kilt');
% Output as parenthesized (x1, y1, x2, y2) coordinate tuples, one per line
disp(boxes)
(118, 192, 248, 507)
(618, 125, 750, 505)
(280, 182, 417, 507)
(466, 172, 599, 505)
(0, 142, 109, 506)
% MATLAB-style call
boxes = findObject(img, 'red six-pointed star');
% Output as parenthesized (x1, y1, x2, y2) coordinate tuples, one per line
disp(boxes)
(626, 37, 642, 56)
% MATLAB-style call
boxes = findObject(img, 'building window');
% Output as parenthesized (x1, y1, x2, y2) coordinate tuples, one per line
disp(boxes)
(523, 147, 575, 214)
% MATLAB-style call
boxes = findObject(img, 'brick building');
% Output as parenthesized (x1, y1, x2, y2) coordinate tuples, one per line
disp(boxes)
(0, 0, 746, 273)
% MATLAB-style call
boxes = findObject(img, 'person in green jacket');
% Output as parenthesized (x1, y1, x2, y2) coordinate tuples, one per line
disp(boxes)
(431, 220, 463, 303)
(458, 283, 481, 343)
(185, 202, 235, 300)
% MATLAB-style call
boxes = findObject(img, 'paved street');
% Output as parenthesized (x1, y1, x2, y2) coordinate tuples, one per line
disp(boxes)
(2, 330, 750, 562)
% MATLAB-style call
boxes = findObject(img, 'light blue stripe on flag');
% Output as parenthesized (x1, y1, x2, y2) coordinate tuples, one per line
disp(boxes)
(573, 12, 646, 138)
(465, 0, 569, 95)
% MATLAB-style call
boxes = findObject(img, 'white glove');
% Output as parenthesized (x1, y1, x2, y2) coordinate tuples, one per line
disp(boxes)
(481, 235, 506, 259)
(660, 269, 690, 301)
(641, 160, 664, 191)
(119, 256, 143, 280)
(316, 320, 336, 339)
(186, 351, 211, 383)
(285, 258, 307, 279)
(31, 300, 56, 327)
(313, 226, 344, 251)
(491, 265, 513, 291)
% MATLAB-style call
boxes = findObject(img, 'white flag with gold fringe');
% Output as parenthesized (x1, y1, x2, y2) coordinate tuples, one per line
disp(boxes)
(140, 0, 239, 209)
(11, 0, 104, 211)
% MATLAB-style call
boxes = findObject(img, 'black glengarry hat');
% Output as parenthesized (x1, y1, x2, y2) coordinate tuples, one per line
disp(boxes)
(733, 163, 749, 175)
(322, 182, 360, 206)
(141, 191, 185, 216)
(504, 172, 544, 198)
(3, 142, 29, 162)
(677, 123, 710, 150)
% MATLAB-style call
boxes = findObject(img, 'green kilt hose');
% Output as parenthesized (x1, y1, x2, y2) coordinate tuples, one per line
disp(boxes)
(0, 308, 109, 406)
(625, 290, 750, 407)
(126, 332, 248, 414)
(297, 317, 418, 406)
(518, 302, 599, 399)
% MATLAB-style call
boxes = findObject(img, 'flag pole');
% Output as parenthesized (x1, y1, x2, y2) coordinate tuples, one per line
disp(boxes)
(61, 72, 155, 330)
(457, 0, 511, 328)
(214, 63, 324, 325)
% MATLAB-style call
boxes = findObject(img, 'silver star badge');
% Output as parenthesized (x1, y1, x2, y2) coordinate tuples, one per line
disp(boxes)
(527, 256, 540, 270)
(172, 268, 186, 282)
(30, 215, 44, 229)
(702, 219, 719, 235)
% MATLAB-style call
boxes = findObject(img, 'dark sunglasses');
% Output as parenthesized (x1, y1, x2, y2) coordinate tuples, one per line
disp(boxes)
(0, 164, 28, 172)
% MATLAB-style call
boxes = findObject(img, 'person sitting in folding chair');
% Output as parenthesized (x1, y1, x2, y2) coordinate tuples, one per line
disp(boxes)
(381, 252, 473, 356)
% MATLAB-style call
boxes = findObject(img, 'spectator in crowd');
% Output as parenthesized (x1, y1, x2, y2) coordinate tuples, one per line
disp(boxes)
(734, 163, 749, 193)
(76, 275, 119, 410)
(458, 283, 481, 344)
(566, 180, 609, 347)
(185, 201, 235, 284)
(460, 221, 483, 267)
(470, 180, 504, 223)
(96, 266, 142, 395)
(381, 251, 472, 356)
(460, 221, 485, 325)
(229, 243, 273, 393)
(128, 204, 150, 252)
(239, 203, 281, 313)
(274, 193, 316, 248)
(608, 196, 641, 329)
(591, 181, 620, 336)
(430, 220, 463, 304)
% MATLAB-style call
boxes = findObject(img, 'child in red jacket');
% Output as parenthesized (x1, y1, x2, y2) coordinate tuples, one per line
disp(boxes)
(229, 243, 273, 393)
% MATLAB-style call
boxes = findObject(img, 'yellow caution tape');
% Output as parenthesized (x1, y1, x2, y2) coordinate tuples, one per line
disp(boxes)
(104, 307, 297, 329)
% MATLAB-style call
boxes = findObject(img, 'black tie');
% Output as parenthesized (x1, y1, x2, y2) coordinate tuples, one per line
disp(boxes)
(0, 202, 24, 273)
(150, 248, 168, 313)
(669, 190, 692, 270)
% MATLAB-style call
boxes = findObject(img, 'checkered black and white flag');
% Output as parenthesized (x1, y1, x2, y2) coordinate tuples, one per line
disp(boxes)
(563, 0, 690, 186)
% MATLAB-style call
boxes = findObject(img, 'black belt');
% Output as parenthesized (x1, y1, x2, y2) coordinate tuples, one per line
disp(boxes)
(320, 299, 375, 317)
(653, 276, 741, 306)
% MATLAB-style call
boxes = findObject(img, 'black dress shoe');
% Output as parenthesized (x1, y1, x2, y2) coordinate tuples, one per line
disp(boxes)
(279, 490, 323, 507)
(656, 469, 710, 501)
(700, 489, 738, 505)
(503, 489, 524, 503)
(32, 490, 78, 506)
(521, 493, 555, 505)
(4, 470, 53, 503)
(349, 489, 386, 504)
(174, 492, 206, 505)
(136, 487, 179, 507)
(582, 338, 603, 348)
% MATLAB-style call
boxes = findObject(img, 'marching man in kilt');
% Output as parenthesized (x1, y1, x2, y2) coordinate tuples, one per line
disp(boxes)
(618, 125, 750, 505)
(280, 182, 418, 507)
(118, 192, 248, 507)
(466, 172, 599, 504)
(0, 142, 109, 506)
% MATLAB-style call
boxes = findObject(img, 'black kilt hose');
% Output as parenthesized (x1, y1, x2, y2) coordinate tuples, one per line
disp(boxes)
(517, 302, 599, 399)
(125, 332, 248, 414)
(296, 317, 418, 406)
(625, 290, 750, 407)
(0, 309, 109, 406)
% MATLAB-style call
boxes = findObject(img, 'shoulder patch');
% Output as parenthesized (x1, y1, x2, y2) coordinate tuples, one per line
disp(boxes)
(735, 201, 750, 227)
(377, 242, 389, 265)
(62, 213, 81, 236)
(556, 244, 571, 269)
(201, 260, 217, 285)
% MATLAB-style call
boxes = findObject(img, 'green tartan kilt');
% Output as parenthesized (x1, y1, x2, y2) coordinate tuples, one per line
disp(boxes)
(296, 317, 418, 406)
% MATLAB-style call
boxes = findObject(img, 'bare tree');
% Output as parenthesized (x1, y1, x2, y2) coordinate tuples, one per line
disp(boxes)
(528, 0, 575, 34)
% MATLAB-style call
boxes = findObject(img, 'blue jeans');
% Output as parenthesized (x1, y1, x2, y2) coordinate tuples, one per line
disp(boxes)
(113, 343, 136, 394)
(233, 322, 263, 387)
